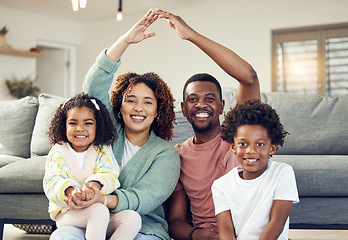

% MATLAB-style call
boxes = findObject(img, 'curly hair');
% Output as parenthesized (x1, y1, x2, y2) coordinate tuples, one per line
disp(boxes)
(220, 99, 288, 147)
(48, 93, 117, 149)
(110, 72, 176, 141)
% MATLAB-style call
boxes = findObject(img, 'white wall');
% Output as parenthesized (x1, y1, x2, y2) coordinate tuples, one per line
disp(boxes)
(78, 0, 348, 101)
(1, 0, 348, 101)
(0, 6, 82, 99)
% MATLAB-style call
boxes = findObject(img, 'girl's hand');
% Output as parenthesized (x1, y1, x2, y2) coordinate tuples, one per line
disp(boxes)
(82, 182, 99, 201)
(122, 9, 158, 44)
(65, 194, 85, 210)
(70, 188, 85, 201)
(66, 185, 103, 210)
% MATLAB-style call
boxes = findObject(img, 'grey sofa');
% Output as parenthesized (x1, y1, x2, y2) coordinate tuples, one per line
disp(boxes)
(0, 90, 347, 239)
(172, 89, 348, 230)
(0, 93, 65, 239)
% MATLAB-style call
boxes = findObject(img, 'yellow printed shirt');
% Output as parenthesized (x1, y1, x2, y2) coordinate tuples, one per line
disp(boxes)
(43, 142, 120, 220)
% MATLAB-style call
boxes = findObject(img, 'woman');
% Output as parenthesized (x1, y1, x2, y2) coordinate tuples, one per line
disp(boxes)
(50, 9, 180, 240)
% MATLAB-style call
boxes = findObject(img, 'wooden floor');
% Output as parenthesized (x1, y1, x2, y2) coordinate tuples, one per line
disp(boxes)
(289, 229, 348, 240)
(3, 224, 348, 240)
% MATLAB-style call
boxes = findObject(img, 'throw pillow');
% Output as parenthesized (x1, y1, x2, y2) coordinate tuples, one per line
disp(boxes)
(0, 96, 38, 158)
(30, 93, 65, 156)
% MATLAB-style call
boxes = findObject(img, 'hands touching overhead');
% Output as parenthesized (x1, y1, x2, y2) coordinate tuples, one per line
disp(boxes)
(123, 8, 195, 44)
(105, 8, 199, 62)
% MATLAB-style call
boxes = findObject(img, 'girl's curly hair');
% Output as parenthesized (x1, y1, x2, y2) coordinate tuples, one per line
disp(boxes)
(110, 72, 176, 141)
(221, 99, 288, 147)
(48, 93, 117, 149)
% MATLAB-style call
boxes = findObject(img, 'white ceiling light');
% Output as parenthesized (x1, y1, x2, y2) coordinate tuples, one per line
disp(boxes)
(71, 0, 87, 12)
(116, 0, 123, 21)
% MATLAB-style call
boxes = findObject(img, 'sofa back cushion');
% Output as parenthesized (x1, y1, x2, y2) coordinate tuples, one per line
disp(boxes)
(31, 93, 65, 156)
(174, 89, 348, 155)
(261, 92, 348, 155)
(0, 96, 38, 158)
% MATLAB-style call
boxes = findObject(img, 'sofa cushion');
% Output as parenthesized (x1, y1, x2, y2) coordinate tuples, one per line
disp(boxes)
(0, 96, 38, 158)
(262, 92, 348, 155)
(272, 154, 348, 197)
(0, 156, 46, 193)
(0, 154, 25, 168)
(31, 93, 65, 156)
(172, 111, 194, 146)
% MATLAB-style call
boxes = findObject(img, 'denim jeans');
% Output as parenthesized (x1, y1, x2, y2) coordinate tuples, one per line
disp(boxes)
(50, 225, 162, 240)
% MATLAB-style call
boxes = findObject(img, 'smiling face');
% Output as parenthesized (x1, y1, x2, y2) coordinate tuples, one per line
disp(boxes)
(181, 81, 224, 134)
(66, 106, 96, 152)
(231, 124, 277, 180)
(121, 82, 158, 140)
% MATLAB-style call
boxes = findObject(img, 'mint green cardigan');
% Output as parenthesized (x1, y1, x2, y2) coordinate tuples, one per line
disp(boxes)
(83, 50, 180, 240)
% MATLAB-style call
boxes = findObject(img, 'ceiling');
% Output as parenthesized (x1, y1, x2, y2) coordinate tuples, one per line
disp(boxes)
(0, 0, 199, 22)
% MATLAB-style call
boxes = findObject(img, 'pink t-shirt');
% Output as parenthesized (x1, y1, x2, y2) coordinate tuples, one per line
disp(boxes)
(175, 133, 239, 228)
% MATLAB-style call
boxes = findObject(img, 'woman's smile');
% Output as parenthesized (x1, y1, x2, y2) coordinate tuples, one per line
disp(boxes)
(121, 82, 158, 144)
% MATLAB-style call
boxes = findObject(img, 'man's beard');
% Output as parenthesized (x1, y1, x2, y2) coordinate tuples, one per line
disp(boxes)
(192, 121, 213, 133)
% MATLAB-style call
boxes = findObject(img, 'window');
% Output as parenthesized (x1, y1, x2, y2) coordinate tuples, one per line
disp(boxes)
(272, 23, 348, 96)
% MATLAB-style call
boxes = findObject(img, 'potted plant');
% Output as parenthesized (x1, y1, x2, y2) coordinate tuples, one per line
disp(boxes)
(5, 74, 40, 99)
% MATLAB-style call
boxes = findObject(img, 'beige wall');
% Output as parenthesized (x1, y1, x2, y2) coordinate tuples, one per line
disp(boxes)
(78, 0, 348, 100)
(1, 0, 348, 100)
(0, 6, 81, 99)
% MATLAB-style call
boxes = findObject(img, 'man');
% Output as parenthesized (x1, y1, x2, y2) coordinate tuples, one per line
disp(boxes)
(154, 9, 261, 240)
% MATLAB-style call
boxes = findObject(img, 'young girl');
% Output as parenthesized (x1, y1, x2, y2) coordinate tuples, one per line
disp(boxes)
(212, 99, 299, 240)
(43, 92, 141, 240)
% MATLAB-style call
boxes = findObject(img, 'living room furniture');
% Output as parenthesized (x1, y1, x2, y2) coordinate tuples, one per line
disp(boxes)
(0, 90, 347, 240)
(172, 89, 348, 230)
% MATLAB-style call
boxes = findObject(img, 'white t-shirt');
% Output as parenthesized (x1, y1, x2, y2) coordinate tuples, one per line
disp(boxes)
(67, 143, 87, 168)
(212, 160, 299, 240)
(121, 137, 141, 170)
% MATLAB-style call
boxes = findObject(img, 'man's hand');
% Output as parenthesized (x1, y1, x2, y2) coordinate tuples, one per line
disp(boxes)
(153, 9, 196, 41)
(193, 226, 219, 240)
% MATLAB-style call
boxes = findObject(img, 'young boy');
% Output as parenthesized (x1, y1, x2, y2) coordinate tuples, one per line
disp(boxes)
(212, 99, 299, 240)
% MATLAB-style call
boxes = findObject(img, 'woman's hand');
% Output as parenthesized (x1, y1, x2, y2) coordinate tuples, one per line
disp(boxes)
(123, 9, 158, 44)
(106, 9, 158, 62)
(66, 183, 104, 210)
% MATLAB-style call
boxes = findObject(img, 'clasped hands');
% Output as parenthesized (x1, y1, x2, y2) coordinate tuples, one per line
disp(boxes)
(65, 182, 102, 210)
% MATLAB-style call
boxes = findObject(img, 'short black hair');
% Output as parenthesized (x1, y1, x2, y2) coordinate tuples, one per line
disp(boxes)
(221, 99, 288, 147)
(48, 92, 117, 149)
(182, 73, 222, 101)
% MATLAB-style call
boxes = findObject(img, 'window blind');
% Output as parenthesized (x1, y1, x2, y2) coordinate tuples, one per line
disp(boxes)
(272, 23, 348, 96)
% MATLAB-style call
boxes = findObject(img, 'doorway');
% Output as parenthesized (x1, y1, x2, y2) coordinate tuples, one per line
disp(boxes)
(36, 40, 76, 98)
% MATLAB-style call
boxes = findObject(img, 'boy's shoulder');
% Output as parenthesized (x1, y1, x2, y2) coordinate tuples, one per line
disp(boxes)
(267, 160, 296, 181)
(269, 159, 294, 171)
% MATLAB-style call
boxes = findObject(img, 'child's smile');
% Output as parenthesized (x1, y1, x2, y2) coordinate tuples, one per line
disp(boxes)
(231, 124, 277, 180)
(66, 106, 96, 152)
(244, 158, 259, 165)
